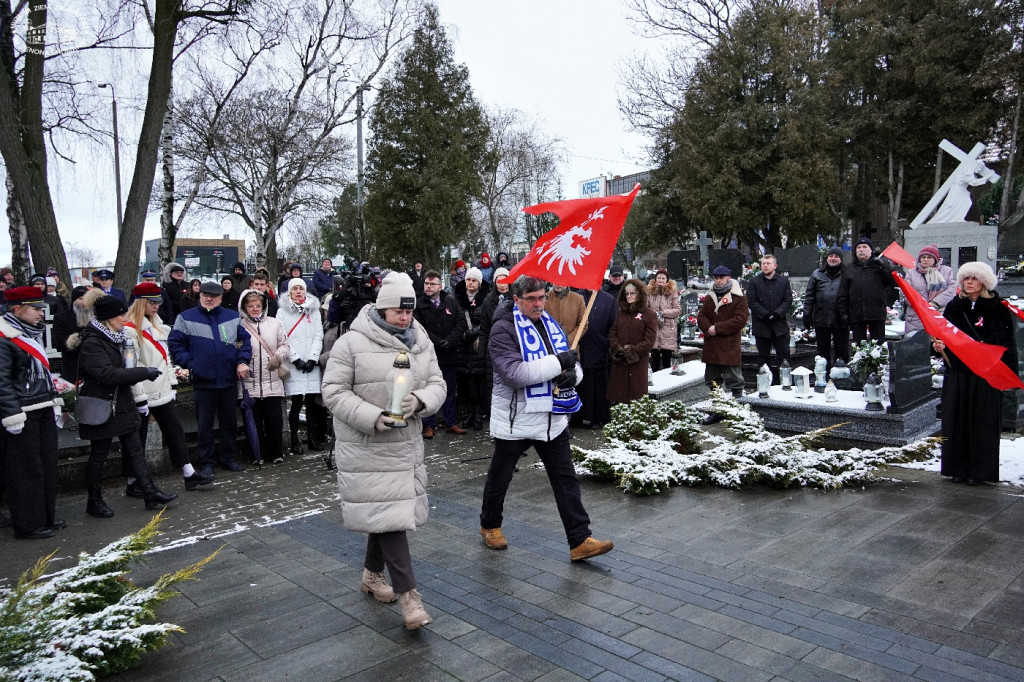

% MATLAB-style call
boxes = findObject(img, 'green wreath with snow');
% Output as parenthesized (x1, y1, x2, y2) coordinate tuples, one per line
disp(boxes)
(571, 390, 938, 495)
(0, 512, 219, 681)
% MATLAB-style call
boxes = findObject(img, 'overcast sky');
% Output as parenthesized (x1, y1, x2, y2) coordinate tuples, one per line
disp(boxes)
(1, 0, 657, 268)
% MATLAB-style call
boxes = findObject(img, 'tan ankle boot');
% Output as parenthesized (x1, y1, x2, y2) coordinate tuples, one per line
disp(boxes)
(360, 569, 397, 603)
(399, 589, 432, 630)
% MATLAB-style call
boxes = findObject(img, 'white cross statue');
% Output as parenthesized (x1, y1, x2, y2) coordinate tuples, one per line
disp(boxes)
(696, 230, 714, 276)
(910, 139, 1000, 228)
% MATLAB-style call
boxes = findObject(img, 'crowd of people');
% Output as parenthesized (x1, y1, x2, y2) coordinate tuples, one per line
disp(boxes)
(0, 242, 1014, 630)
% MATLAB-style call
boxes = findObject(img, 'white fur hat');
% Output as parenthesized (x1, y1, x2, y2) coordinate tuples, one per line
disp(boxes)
(288, 277, 307, 292)
(956, 261, 997, 292)
(465, 267, 483, 282)
(376, 272, 416, 310)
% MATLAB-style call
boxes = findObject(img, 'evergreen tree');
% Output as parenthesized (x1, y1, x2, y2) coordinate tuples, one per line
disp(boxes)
(364, 4, 488, 269)
(319, 184, 367, 262)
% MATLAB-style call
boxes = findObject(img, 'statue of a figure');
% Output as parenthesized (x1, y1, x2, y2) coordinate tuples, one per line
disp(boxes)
(928, 159, 999, 224)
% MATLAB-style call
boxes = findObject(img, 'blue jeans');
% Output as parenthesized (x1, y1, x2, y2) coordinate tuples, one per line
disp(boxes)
(193, 387, 238, 469)
(423, 365, 457, 429)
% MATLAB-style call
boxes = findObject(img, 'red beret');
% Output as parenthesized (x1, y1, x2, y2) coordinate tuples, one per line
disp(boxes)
(131, 282, 163, 300)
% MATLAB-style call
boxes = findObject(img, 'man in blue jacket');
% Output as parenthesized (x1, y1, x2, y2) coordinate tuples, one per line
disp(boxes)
(169, 280, 252, 476)
(311, 258, 336, 299)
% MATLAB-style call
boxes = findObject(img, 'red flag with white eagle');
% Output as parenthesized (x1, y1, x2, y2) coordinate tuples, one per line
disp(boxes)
(499, 183, 642, 290)
(893, 272, 1024, 391)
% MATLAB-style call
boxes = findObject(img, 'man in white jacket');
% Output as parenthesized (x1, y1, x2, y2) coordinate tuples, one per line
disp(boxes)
(478, 275, 614, 562)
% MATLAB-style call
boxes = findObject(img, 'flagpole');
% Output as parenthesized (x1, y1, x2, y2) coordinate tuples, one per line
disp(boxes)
(570, 289, 598, 351)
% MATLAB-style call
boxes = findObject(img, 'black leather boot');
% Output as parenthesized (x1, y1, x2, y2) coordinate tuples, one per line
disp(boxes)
(138, 476, 179, 510)
(469, 405, 483, 430)
(290, 431, 304, 455)
(86, 486, 115, 518)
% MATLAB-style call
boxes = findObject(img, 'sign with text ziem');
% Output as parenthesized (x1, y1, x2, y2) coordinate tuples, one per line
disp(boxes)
(578, 176, 607, 199)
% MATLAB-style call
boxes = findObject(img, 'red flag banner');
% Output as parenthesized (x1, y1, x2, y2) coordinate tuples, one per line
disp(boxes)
(893, 272, 1024, 391)
(500, 183, 642, 290)
(1003, 299, 1024, 324)
(880, 242, 916, 269)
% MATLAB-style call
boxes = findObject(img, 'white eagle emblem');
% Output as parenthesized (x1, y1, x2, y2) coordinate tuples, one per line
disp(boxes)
(536, 206, 608, 275)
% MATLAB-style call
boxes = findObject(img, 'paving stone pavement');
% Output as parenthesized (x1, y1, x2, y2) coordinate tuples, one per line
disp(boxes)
(3, 426, 1023, 681)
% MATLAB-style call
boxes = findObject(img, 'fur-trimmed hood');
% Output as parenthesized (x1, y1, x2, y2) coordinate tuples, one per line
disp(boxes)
(956, 261, 997, 292)
(65, 287, 105, 350)
(647, 279, 677, 298)
(616, 278, 649, 314)
(162, 261, 185, 283)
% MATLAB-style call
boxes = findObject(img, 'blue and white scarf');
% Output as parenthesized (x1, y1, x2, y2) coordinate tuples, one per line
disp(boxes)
(512, 307, 581, 414)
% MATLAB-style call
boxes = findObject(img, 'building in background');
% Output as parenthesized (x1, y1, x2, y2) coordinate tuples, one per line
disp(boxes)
(143, 237, 247, 280)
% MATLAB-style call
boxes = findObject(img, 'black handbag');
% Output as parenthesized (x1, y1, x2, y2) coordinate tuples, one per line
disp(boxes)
(74, 386, 118, 425)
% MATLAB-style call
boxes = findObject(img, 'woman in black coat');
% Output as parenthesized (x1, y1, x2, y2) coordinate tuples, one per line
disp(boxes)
(77, 295, 177, 517)
(932, 263, 1017, 485)
(454, 269, 491, 429)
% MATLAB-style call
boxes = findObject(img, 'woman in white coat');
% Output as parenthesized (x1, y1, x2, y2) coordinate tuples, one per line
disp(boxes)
(239, 289, 290, 465)
(124, 283, 214, 493)
(276, 277, 327, 455)
(322, 272, 446, 630)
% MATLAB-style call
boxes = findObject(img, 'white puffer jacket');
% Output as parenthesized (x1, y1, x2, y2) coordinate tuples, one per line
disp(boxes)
(276, 295, 324, 396)
(123, 315, 176, 407)
(321, 306, 446, 534)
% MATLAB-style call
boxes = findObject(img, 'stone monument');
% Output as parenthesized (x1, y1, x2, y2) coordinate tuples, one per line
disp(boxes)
(904, 139, 999, 272)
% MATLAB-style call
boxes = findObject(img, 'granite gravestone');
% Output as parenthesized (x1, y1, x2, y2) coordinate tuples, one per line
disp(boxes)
(1001, 317, 1024, 430)
(709, 248, 744, 279)
(775, 244, 821, 277)
(886, 330, 934, 414)
(668, 250, 698, 281)
(678, 291, 701, 342)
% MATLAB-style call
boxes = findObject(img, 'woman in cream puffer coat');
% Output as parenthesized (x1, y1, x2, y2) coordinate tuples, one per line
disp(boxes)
(321, 272, 446, 631)
(239, 288, 290, 464)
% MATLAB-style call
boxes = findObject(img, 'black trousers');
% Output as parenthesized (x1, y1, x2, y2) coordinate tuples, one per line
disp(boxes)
(365, 531, 415, 593)
(289, 393, 325, 441)
(194, 387, 238, 467)
(252, 396, 284, 461)
(649, 349, 674, 373)
(851, 321, 885, 344)
(135, 401, 189, 475)
(88, 429, 149, 490)
(578, 364, 610, 426)
(755, 334, 791, 377)
(814, 326, 850, 371)
(423, 366, 458, 429)
(4, 410, 58, 532)
(480, 428, 592, 548)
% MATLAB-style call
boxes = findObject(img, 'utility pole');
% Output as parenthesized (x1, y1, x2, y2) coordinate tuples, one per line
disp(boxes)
(356, 86, 367, 257)
(97, 83, 123, 233)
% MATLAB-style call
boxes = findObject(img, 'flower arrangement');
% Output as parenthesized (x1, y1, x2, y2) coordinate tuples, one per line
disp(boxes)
(569, 387, 938, 495)
(53, 376, 76, 413)
(172, 366, 190, 387)
(849, 339, 889, 379)
(0, 512, 218, 681)
(740, 261, 760, 282)
(1004, 261, 1024, 276)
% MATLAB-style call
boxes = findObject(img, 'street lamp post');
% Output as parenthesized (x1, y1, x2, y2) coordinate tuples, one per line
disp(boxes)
(97, 83, 123, 233)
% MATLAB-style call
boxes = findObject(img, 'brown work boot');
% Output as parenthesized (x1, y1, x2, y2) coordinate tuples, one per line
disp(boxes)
(422, 427, 434, 439)
(569, 537, 614, 562)
(480, 527, 508, 550)
(446, 424, 467, 434)
(399, 589, 433, 630)
(360, 569, 397, 603)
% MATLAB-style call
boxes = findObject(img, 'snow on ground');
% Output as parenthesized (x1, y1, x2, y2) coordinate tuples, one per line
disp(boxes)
(892, 434, 1024, 488)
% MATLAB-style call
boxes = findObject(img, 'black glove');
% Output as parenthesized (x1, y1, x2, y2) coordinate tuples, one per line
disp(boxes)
(556, 349, 578, 370)
(303, 359, 317, 372)
(145, 367, 161, 382)
(464, 327, 479, 342)
(293, 359, 306, 371)
(437, 339, 450, 351)
(553, 368, 577, 388)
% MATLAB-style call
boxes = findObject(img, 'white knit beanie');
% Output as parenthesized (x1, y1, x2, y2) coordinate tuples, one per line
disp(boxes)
(465, 267, 483, 282)
(376, 272, 416, 310)
(955, 262, 997, 292)
(288, 277, 307, 293)
(494, 267, 510, 283)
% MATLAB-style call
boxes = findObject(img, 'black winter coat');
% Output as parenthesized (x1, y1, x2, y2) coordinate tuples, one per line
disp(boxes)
(51, 309, 83, 382)
(803, 266, 848, 328)
(578, 289, 617, 369)
(478, 287, 509, 372)
(844, 257, 896, 323)
(413, 292, 466, 368)
(76, 325, 154, 441)
(745, 273, 792, 338)
(454, 279, 491, 375)
(0, 321, 59, 424)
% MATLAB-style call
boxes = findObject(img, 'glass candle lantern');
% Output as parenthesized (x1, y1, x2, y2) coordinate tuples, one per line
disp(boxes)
(792, 366, 813, 398)
(825, 380, 838, 402)
(863, 372, 884, 412)
(780, 360, 792, 391)
(757, 364, 772, 398)
(385, 351, 414, 427)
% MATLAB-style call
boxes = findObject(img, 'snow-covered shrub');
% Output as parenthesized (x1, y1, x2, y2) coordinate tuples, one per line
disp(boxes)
(0, 512, 219, 681)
